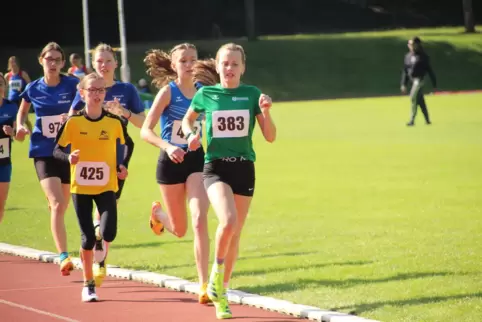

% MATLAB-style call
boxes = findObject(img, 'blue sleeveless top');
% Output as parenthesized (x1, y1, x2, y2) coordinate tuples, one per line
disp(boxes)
(160, 81, 203, 148)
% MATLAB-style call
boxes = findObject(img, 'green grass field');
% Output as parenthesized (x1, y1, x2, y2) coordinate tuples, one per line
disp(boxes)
(1, 26, 481, 101)
(1, 92, 482, 321)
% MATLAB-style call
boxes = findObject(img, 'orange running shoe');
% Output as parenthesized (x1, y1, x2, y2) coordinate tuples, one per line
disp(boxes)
(150, 202, 165, 236)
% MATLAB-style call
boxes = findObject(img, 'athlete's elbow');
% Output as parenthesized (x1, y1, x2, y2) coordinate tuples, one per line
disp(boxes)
(140, 127, 149, 142)
(265, 134, 276, 143)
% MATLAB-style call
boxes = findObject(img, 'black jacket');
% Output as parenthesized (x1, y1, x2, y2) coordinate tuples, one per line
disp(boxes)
(401, 51, 437, 88)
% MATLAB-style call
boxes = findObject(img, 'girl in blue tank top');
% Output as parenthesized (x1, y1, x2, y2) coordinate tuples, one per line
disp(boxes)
(5, 56, 33, 132)
(140, 43, 212, 304)
(5, 56, 31, 105)
(159, 81, 203, 147)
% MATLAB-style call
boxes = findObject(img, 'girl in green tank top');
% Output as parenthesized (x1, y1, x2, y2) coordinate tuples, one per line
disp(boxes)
(182, 43, 277, 320)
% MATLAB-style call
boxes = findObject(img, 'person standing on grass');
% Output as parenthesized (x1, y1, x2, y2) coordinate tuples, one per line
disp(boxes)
(141, 43, 212, 304)
(401, 36, 437, 126)
(4, 56, 33, 132)
(182, 43, 277, 320)
(54, 72, 128, 302)
(0, 73, 19, 223)
(15, 42, 79, 276)
(69, 43, 145, 287)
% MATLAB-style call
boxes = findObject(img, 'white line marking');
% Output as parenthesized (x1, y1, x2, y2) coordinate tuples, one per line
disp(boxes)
(0, 299, 79, 322)
(0, 282, 125, 293)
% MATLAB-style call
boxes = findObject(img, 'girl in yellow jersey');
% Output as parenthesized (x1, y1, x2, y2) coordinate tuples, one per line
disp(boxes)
(53, 73, 128, 302)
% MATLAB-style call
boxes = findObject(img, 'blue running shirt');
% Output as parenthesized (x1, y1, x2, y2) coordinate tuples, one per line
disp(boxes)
(20, 75, 79, 158)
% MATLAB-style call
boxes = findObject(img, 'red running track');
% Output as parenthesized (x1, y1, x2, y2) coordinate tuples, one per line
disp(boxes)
(0, 255, 300, 322)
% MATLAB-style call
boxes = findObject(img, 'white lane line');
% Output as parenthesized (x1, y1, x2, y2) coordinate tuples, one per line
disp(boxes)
(0, 282, 125, 292)
(0, 299, 79, 322)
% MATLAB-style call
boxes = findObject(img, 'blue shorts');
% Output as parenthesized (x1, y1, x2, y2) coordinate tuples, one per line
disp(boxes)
(0, 164, 12, 183)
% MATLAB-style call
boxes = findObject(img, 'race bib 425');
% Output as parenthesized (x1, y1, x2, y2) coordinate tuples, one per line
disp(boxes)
(75, 162, 110, 186)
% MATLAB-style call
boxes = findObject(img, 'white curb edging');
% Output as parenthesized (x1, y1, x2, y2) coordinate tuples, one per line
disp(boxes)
(0, 242, 380, 322)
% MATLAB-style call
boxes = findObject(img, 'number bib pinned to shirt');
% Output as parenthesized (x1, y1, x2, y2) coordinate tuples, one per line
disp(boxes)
(75, 161, 110, 186)
(9, 79, 22, 91)
(171, 120, 201, 145)
(212, 110, 249, 138)
(41, 115, 63, 138)
(0, 138, 10, 159)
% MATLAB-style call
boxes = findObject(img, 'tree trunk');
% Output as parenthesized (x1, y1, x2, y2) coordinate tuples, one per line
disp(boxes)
(463, 0, 476, 33)
(245, 0, 257, 41)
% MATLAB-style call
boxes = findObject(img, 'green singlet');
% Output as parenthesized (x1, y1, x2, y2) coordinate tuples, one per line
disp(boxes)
(191, 84, 262, 163)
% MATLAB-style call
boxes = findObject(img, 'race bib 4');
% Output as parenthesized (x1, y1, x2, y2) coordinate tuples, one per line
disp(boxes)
(171, 120, 201, 145)
(0, 138, 10, 159)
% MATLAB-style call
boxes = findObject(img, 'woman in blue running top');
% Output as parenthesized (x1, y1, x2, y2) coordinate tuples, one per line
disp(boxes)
(4, 56, 32, 131)
(15, 42, 79, 276)
(68, 43, 145, 287)
(141, 43, 212, 304)
(0, 73, 18, 223)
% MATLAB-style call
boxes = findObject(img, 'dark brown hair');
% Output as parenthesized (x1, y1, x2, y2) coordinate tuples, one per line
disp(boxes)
(144, 43, 197, 89)
(39, 42, 65, 61)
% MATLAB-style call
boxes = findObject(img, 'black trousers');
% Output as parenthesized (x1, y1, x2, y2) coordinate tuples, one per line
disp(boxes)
(72, 191, 117, 251)
(409, 79, 430, 124)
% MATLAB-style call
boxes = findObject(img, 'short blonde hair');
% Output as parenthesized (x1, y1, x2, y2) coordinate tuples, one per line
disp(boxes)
(77, 72, 105, 90)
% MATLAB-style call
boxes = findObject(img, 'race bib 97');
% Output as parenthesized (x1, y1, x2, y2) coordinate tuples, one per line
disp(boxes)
(0, 138, 10, 159)
(41, 115, 63, 138)
(75, 162, 110, 186)
(171, 120, 201, 145)
(212, 110, 249, 138)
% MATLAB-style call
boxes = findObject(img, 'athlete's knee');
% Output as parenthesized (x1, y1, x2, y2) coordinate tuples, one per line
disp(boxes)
(101, 225, 117, 243)
(220, 212, 237, 235)
(192, 212, 207, 233)
(49, 198, 67, 214)
(172, 221, 188, 238)
(82, 232, 96, 250)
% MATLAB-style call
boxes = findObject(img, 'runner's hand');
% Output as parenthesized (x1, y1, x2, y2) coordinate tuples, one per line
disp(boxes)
(259, 94, 272, 110)
(166, 145, 186, 164)
(15, 125, 30, 142)
(104, 98, 124, 117)
(187, 132, 201, 151)
(3, 125, 13, 136)
(69, 149, 80, 165)
(117, 164, 128, 180)
(400, 85, 407, 94)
